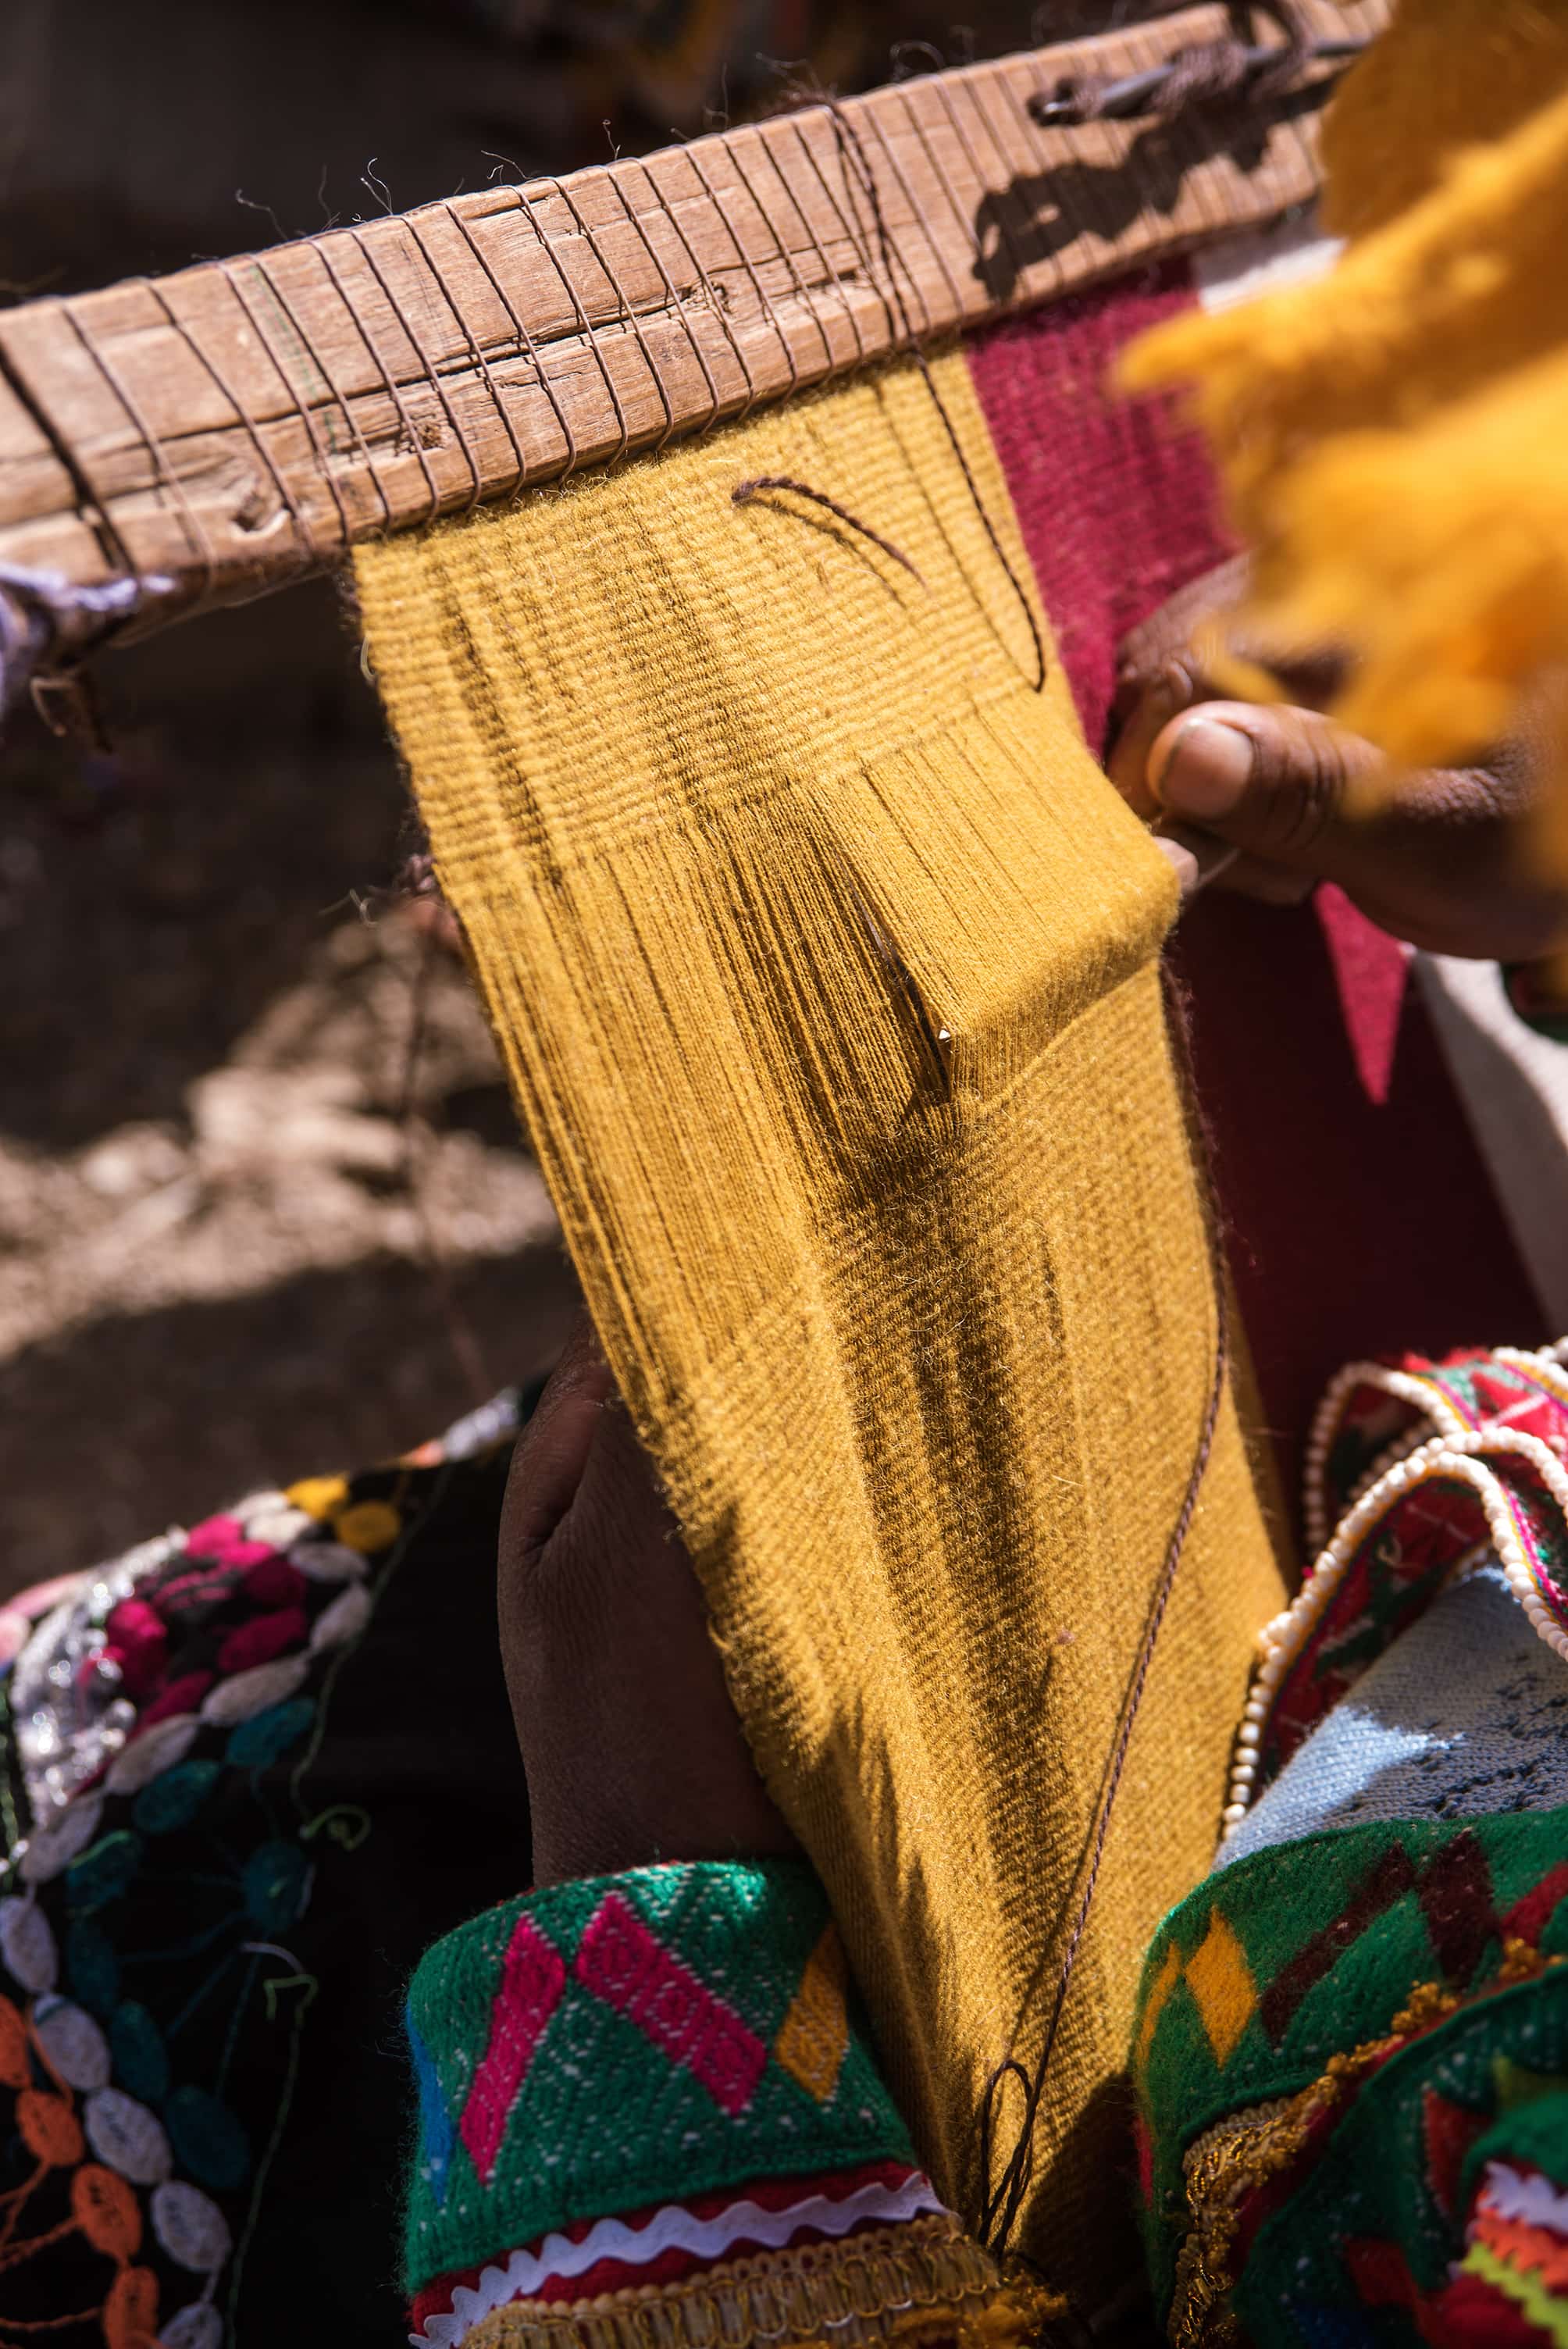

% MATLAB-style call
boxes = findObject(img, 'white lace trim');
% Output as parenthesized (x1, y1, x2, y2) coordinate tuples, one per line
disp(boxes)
(411, 2172, 948, 2348)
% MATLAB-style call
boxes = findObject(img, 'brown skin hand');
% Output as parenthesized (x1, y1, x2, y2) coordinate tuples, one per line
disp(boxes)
(500, 1311, 797, 1886)
(1109, 561, 1568, 964)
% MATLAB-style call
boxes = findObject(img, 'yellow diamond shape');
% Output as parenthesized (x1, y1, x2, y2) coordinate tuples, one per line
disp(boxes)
(1185, 1912, 1256, 2069)
(775, 1926, 850, 2103)
(1135, 1940, 1183, 2076)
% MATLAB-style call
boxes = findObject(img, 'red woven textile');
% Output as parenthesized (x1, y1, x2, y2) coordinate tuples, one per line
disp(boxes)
(966, 276, 1545, 1516)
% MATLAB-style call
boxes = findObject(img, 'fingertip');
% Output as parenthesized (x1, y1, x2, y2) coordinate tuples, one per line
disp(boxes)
(1149, 706, 1257, 822)
(1107, 655, 1198, 813)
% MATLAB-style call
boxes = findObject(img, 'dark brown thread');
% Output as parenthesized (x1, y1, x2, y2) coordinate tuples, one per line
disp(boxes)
(833, 854, 953, 1103)
(892, 80, 989, 319)
(347, 227, 482, 516)
(64, 298, 219, 593)
(684, 142, 796, 407)
(0, 334, 140, 582)
(1030, 4, 1366, 127)
(298, 242, 405, 532)
(827, 100, 1047, 693)
(863, 100, 962, 329)
(258, 251, 394, 539)
(526, 184, 633, 466)
(440, 200, 581, 483)
(549, 176, 675, 456)
(732, 475, 924, 583)
(215, 261, 337, 554)
(608, 162, 723, 437)
(316, 234, 444, 525)
(640, 155, 757, 429)
(782, 118, 878, 362)
(977, 959, 1230, 2257)
(745, 123, 854, 376)
(237, 257, 359, 548)
(148, 273, 317, 561)
(939, 70, 1035, 300)
(408, 209, 530, 501)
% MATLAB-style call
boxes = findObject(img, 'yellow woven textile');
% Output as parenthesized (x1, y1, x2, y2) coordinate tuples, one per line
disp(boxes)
(356, 355, 1283, 2294)
(1121, 0, 1568, 835)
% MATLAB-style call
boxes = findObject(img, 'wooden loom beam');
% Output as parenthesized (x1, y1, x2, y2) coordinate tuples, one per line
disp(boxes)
(0, 0, 1384, 649)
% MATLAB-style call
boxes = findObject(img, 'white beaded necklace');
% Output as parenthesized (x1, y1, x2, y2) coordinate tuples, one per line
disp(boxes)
(1224, 1342, 1568, 1839)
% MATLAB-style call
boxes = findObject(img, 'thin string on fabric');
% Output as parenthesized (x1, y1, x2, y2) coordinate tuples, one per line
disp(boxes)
(732, 476, 925, 583)
(440, 200, 582, 483)
(977, 959, 1231, 2258)
(825, 100, 1046, 693)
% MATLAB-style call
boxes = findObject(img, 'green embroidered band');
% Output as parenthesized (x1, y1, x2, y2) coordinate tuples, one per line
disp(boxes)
(1130, 1805, 1568, 2323)
(403, 1860, 916, 2290)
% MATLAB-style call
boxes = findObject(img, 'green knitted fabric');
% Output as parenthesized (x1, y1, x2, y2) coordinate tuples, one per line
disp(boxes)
(1131, 1805, 1568, 2321)
(1235, 1973, 1568, 2340)
(403, 1859, 916, 2291)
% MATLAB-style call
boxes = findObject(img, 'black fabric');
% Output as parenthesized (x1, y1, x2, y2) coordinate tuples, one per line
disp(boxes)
(0, 1431, 530, 2347)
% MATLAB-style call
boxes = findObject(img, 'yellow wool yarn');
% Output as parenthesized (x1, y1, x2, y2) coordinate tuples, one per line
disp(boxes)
(1121, 0, 1568, 833)
(356, 355, 1284, 2297)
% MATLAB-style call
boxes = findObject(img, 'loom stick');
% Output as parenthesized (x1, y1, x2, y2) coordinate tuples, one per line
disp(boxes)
(0, 0, 1384, 653)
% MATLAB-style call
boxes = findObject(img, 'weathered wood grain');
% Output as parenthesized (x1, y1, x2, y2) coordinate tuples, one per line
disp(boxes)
(0, 0, 1384, 643)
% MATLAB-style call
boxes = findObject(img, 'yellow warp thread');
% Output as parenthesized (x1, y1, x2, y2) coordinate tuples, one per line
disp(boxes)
(1120, 0, 1568, 833)
(356, 353, 1283, 2293)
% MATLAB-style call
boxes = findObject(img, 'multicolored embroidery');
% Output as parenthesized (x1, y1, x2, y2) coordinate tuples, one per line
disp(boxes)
(0, 1391, 526, 2349)
(403, 1862, 918, 2294)
(1133, 1805, 1568, 2340)
(1226, 1341, 1568, 1831)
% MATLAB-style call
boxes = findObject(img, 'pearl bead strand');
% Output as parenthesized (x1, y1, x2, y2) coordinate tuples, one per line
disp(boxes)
(1301, 1362, 1470, 1558)
(1224, 1423, 1568, 1837)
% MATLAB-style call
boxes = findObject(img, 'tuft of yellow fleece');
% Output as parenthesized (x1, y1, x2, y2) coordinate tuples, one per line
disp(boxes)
(1121, 0, 1568, 841)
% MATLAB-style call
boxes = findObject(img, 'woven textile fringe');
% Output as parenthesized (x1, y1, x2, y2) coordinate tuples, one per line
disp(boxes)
(1120, 0, 1568, 852)
(355, 353, 1284, 2297)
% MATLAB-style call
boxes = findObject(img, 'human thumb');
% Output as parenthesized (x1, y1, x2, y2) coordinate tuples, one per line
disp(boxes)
(1147, 700, 1386, 877)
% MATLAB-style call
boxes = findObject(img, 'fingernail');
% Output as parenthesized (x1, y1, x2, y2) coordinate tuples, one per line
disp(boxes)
(1153, 717, 1254, 821)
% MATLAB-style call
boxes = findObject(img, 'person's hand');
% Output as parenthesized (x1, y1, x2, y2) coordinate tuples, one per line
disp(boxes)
(1109, 561, 1568, 964)
(499, 1311, 799, 1886)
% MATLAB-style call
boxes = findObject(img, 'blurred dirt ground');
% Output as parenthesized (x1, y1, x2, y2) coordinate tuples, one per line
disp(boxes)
(0, 583, 579, 1592)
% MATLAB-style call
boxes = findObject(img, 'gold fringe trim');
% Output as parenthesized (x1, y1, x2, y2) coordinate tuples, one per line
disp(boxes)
(459, 2216, 1064, 2349)
(1166, 1950, 1564, 2348)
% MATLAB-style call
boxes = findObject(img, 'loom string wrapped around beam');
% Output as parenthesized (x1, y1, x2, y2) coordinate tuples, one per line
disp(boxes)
(0, 0, 1381, 696)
